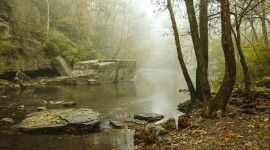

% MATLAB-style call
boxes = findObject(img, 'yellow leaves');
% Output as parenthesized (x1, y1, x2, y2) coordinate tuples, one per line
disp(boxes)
(225, 130, 235, 136)
(193, 139, 204, 145)
(223, 138, 230, 142)
(264, 125, 269, 129)
(236, 135, 244, 138)
(215, 122, 221, 125)
(133, 146, 139, 150)
(263, 136, 270, 140)
(192, 130, 207, 134)
(263, 118, 269, 122)
(244, 141, 253, 147)
(247, 124, 255, 128)
(217, 141, 225, 146)
(225, 131, 244, 138)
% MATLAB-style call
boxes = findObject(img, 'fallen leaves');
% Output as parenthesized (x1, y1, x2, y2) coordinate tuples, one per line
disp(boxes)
(134, 104, 270, 150)
(244, 141, 253, 147)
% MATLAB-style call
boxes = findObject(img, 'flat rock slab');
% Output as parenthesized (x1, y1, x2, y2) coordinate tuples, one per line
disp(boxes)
(16, 108, 100, 133)
(125, 119, 149, 125)
(134, 113, 164, 122)
(110, 121, 126, 128)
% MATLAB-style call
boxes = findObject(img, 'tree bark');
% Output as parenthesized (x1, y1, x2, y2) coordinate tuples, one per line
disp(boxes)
(203, 0, 236, 118)
(184, 0, 211, 102)
(260, 7, 268, 46)
(249, 19, 259, 42)
(231, 13, 251, 97)
(46, 0, 49, 38)
(167, 0, 197, 102)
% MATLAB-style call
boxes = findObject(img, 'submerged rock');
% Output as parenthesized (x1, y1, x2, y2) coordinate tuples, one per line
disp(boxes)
(134, 113, 164, 122)
(16, 108, 100, 133)
(0, 118, 14, 124)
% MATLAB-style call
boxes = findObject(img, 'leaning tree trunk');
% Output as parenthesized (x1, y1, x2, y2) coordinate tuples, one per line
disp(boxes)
(203, 0, 236, 118)
(184, 0, 211, 102)
(232, 15, 251, 97)
(235, 27, 251, 97)
(167, 0, 197, 102)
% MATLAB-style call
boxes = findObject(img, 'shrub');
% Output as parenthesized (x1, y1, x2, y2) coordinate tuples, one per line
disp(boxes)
(42, 30, 79, 64)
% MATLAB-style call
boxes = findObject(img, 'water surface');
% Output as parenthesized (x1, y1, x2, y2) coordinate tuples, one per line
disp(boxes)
(0, 68, 189, 150)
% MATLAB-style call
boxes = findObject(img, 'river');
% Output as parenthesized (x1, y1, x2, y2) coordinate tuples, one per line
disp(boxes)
(0, 68, 190, 150)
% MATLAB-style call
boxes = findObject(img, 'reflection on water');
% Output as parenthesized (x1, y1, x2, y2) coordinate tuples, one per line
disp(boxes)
(0, 69, 190, 150)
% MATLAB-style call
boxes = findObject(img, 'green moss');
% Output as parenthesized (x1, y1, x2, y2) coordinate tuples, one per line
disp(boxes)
(42, 30, 79, 64)
(0, 40, 18, 55)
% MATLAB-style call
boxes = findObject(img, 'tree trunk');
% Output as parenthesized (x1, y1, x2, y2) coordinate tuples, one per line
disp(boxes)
(167, 0, 197, 102)
(260, 8, 268, 46)
(184, 0, 211, 102)
(46, 0, 49, 38)
(232, 16, 251, 97)
(249, 19, 259, 42)
(203, 0, 236, 118)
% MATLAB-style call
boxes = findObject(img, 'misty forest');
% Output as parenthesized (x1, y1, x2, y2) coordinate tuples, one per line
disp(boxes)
(0, 0, 270, 149)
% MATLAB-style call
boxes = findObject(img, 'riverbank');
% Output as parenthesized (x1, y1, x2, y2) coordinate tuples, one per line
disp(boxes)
(134, 87, 270, 150)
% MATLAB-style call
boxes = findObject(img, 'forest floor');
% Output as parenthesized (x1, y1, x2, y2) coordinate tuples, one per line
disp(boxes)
(134, 87, 270, 150)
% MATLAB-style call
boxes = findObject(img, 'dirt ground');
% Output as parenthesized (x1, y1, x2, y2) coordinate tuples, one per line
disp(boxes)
(134, 87, 270, 150)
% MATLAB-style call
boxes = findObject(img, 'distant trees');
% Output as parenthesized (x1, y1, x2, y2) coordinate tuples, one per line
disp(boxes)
(5, 0, 148, 64)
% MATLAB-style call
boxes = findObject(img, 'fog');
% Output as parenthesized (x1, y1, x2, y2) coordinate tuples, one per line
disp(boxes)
(131, 0, 196, 71)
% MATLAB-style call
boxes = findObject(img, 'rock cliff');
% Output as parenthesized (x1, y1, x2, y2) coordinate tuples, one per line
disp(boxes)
(0, 0, 54, 77)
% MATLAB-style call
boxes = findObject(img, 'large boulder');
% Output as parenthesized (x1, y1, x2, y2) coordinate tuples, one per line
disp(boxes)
(116, 60, 136, 82)
(71, 69, 97, 85)
(96, 62, 118, 83)
(73, 60, 99, 70)
(72, 59, 136, 84)
(16, 108, 100, 133)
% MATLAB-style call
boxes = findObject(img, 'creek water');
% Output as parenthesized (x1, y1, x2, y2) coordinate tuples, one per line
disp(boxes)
(0, 68, 190, 150)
